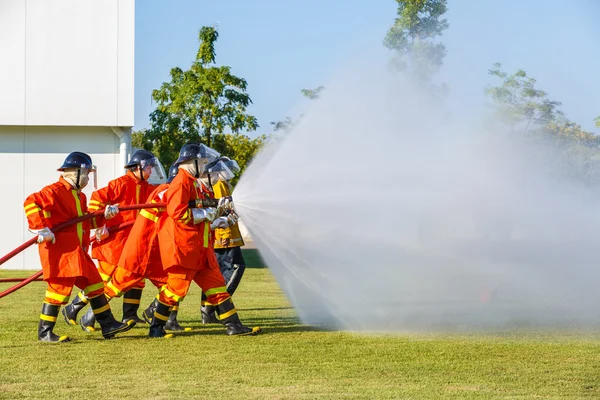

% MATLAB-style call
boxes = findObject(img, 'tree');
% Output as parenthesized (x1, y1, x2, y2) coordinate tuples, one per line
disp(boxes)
(595, 116, 600, 128)
(270, 86, 325, 132)
(384, 0, 449, 83)
(211, 132, 270, 186)
(145, 26, 258, 167)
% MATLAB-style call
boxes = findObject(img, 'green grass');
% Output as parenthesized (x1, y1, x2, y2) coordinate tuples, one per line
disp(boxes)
(1, 268, 599, 399)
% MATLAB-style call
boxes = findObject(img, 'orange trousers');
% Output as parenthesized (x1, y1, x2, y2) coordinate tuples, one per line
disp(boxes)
(105, 266, 167, 298)
(44, 277, 105, 306)
(158, 265, 230, 307)
(98, 260, 145, 289)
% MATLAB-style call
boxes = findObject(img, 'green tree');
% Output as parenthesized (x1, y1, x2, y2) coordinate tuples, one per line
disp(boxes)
(145, 26, 258, 166)
(212, 132, 270, 186)
(384, 0, 449, 82)
(595, 116, 600, 128)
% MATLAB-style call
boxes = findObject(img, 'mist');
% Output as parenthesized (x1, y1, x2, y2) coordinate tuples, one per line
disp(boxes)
(233, 55, 600, 332)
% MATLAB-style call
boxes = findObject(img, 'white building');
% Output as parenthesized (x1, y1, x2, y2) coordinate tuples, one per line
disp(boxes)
(0, 0, 135, 269)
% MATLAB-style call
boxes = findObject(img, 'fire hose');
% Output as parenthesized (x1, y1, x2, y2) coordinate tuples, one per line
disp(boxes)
(0, 203, 166, 299)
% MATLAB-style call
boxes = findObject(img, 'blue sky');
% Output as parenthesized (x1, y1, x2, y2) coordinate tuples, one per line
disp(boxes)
(134, 0, 600, 134)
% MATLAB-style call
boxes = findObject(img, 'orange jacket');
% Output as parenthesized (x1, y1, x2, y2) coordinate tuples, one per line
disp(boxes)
(212, 180, 245, 249)
(159, 169, 213, 271)
(118, 183, 168, 276)
(89, 171, 156, 265)
(24, 177, 104, 279)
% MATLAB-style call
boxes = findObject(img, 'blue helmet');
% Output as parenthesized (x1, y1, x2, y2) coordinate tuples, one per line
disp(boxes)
(57, 152, 95, 171)
(167, 163, 179, 184)
(125, 149, 156, 169)
(174, 143, 220, 165)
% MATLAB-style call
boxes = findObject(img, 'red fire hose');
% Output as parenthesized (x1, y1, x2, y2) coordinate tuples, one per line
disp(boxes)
(0, 203, 165, 299)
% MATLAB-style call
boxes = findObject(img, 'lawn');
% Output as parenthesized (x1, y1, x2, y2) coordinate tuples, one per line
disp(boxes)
(1, 268, 599, 399)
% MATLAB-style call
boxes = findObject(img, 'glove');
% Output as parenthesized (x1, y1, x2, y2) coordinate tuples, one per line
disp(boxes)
(216, 197, 234, 216)
(36, 228, 55, 244)
(192, 207, 217, 225)
(95, 225, 109, 242)
(210, 216, 230, 230)
(226, 212, 238, 226)
(104, 204, 119, 220)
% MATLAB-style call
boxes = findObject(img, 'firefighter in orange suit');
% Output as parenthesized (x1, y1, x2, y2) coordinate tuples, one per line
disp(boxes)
(62, 150, 164, 330)
(149, 143, 261, 338)
(24, 152, 135, 342)
(104, 164, 189, 332)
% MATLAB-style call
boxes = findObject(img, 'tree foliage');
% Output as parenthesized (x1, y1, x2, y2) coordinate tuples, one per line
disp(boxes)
(270, 86, 325, 132)
(212, 133, 270, 186)
(595, 116, 600, 128)
(145, 26, 258, 157)
(384, 0, 448, 82)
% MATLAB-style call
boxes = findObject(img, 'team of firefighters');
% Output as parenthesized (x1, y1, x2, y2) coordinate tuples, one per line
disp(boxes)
(24, 142, 260, 342)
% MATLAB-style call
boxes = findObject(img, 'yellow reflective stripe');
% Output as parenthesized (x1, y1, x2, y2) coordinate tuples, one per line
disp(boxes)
(77, 292, 89, 303)
(44, 291, 69, 303)
(40, 314, 57, 322)
(204, 286, 227, 297)
(179, 209, 191, 224)
(140, 209, 159, 223)
(84, 282, 104, 295)
(123, 298, 140, 305)
(106, 281, 122, 297)
(25, 207, 42, 216)
(24, 203, 39, 211)
(136, 185, 141, 215)
(42, 211, 51, 218)
(99, 272, 111, 283)
(154, 311, 169, 321)
(203, 221, 210, 247)
(163, 288, 183, 302)
(92, 304, 110, 314)
(71, 190, 84, 246)
(89, 200, 105, 207)
(217, 308, 237, 320)
(171, 305, 179, 311)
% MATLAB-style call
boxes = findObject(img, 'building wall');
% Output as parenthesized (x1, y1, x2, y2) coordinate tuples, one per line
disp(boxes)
(1, 126, 121, 269)
(0, 0, 134, 127)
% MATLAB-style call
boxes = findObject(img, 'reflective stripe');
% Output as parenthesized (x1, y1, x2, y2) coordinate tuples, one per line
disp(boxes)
(42, 211, 51, 218)
(163, 288, 183, 302)
(136, 185, 141, 214)
(106, 281, 122, 297)
(171, 305, 179, 311)
(204, 286, 227, 297)
(25, 207, 42, 216)
(40, 314, 57, 322)
(84, 282, 104, 295)
(217, 308, 237, 320)
(154, 311, 169, 321)
(140, 209, 159, 222)
(123, 298, 140, 305)
(44, 291, 69, 303)
(77, 292, 89, 303)
(99, 272, 111, 283)
(92, 304, 110, 314)
(24, 203, 39, 211)
(70, 190, 84, 246)
(89, 200, 105, 207)
(203, 221, 209, 247)
(179, 209, 191, 225)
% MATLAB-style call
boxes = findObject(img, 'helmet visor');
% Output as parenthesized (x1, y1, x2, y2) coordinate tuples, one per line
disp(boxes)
(204, 160, 234, 183)
(140, 157, 166, 181)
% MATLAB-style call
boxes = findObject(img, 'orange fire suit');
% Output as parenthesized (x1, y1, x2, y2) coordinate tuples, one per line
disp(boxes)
(105, 184, 170, 298)
(88, 171, 155, 285)
(157, 169, 229, 307)
(24, 177, 106, 304)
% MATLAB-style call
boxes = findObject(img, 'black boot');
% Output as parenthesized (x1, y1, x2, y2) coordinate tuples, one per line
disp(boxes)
(89, 295, 135, 339)
(122, 288, 145, 324)
(164, 303, 190, 331)
(80, 305, 97, 333)
(200, 293, 218, 324)
(216, 297, 261, 336)
(39, 303, 70, 343)
(61, 291, 89, 326)
(142, 298, 158, 324)
(148, 301, 174, 339)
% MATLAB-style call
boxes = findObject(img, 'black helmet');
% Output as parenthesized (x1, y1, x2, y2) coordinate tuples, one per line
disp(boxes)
(167, 163, 179, 184)
(125, 149, 155, 169)
(174, 143, 220, 165)
(58, 151, 95, 171)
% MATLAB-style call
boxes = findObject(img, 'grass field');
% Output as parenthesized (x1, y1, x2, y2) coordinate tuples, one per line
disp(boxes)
(1, 268, 600, 399)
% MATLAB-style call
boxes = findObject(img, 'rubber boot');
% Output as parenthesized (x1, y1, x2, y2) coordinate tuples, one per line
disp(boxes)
(164, 303, 191, 331)
(148, 301, 174, 339)
(39, 303, 70, 343)
(142, 298, 158, 324)
(61, 291, 89, 326)
(122, 288, 145, 324)
(80, 305, 97, 333)
(200, 293, 218, 324)
(89, 294, 135, 339)
(216, 297, 261, 336)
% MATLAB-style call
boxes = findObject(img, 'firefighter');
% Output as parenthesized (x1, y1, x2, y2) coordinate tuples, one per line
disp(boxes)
(104, 164, 189, 333)
(24, 151, 135, 342)
(149, 143, 261, 338)
(62, 149, 165, 331)
(199, 157, 249, 324)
